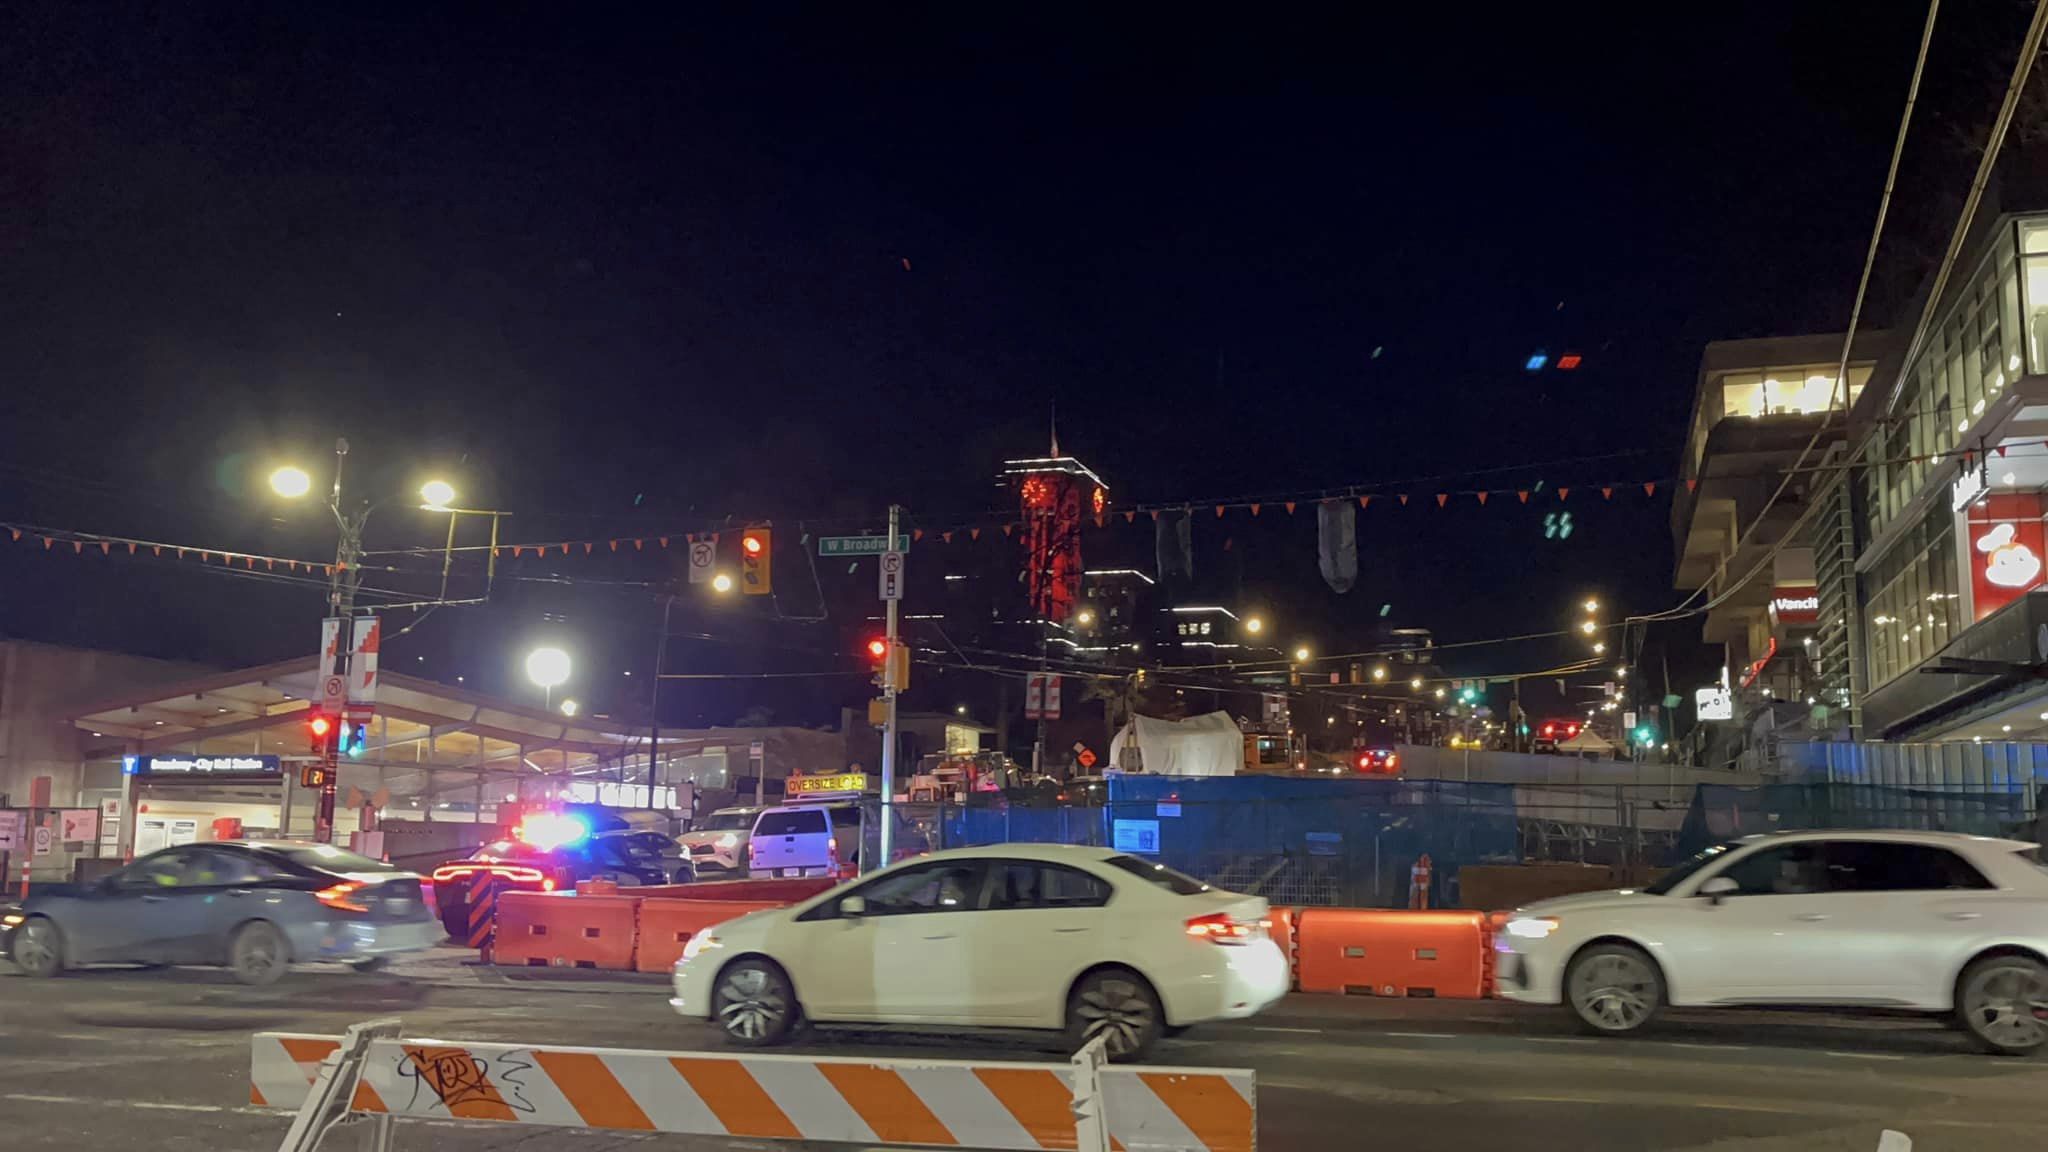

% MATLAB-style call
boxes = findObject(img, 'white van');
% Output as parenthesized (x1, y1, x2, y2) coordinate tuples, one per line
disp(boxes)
(746, 802, 930, 878)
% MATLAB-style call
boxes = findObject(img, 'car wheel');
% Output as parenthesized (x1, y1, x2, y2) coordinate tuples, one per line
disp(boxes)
(1565, 943, 1662, 1036)
(1067, 967, 1163, 1062)
(349, 956, 390, 973)
(229, 921, 290, 986)
(1956, 954, 2048, 1056)
(712, 958, 797, 1046)
(12, 917, 65, 978)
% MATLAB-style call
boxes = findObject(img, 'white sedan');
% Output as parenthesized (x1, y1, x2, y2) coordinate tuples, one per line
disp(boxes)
(670, 844, 1288, 1060)
(1495, 830, 2048, 1054)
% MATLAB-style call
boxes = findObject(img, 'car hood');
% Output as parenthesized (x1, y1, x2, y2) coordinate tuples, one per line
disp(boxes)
(678, 830, 744, 846)
(1515, 888, 1665, 916)
(702, 906, 787, 942)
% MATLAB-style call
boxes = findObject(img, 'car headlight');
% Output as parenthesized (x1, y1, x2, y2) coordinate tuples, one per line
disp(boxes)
(1504, 916, 1560, 940)
(1, 913, 22, 927)
(680, 932, 722, 962)
(715, 833, 738, 849)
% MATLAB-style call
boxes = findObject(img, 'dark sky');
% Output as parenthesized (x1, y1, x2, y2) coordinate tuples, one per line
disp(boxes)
(0, 3, 1955, 730)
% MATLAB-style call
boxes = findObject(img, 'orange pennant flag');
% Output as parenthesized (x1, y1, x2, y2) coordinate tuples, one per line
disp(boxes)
(1643, 482, 1657, 497)
(43, 537, 54, 550)
(1359, 495, 1371, 509)
(584, 542, 594, 554)
(1435, 494, 1448, 508)
(609, 540, 618, 552)
(200, 550, 211, 562)
(1002, 524, 1013, 537)
(153, 546, 161, 556)
(287, 560, 296, 571)
(490, 548, 499, 558)
(265, 558, 274, 569)
(971, 528, 981, 540)
(325, 565, 335, 577)
(126, 542, 136, 554)
(1601, 487, 1613, 500)
(561, 544, 571, 555)
(1686, 478, 1697, 493)
(633, 539, 644, 550)
(1285, 501, 1296, 514)
(943, 531, 954, 543)
(512, 546, 524, 557)
(1398, 495, 1409, 506)
(1517, 490, 1529, 504)
(1558, 487, 1571, 501)
(912, 529, 924, 542)
(245, 555, 256, 568)
(7, 528, 18, 541)
(1475, 491, 1489, 505)
(1215, 505, 1226, 518)
(1150, 510, 1160, 520)
(72, 540, 83, 554)
(177, 548, 187, 559)
(99, 541, 111, 555)
(1249, 503, 1261, 516)
(659, 537, 670, 547)
(1125, 511, 1136, 523)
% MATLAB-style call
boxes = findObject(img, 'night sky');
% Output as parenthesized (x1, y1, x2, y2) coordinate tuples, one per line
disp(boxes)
(0, 3, 1980, 735)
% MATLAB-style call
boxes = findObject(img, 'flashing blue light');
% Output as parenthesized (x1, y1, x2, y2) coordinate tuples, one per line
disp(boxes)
(1524, 351, 1549, 373)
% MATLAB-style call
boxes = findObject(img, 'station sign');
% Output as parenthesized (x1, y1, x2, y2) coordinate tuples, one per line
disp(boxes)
(127, 754, 283, 779)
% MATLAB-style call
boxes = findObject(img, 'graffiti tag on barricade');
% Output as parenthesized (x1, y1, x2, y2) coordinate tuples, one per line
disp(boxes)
(397, 1046, 536, 1119)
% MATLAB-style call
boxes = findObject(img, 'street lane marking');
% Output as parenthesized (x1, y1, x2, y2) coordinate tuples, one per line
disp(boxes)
(1523, 1037, 1596, 1045)
(1825, 1051, 1908, 1061)
(1382, 1032, 1456, 1039)
(1250, 1026, 1323, 1035)
(2, 1093, 272, 1117)
(1659, 1042, 1750, 1051)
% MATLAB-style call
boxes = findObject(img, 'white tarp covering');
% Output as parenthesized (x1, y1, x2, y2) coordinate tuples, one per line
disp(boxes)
(1558, 727, 1616, 755)
(1108, 711, 1243, 777)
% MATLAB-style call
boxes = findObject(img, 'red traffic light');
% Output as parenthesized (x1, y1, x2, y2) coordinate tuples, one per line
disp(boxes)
(308, 715, 333, 738)
(865, 638, 888, 660)
(742, 535, 764, 555)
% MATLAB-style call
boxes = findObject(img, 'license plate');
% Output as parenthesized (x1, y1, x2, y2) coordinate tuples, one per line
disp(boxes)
(386, 899, 414, 912)
(777, 868, 800, 878)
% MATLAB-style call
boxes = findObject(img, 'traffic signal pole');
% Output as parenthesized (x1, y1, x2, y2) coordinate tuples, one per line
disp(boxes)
(314, 437, 365, 846)
(878, 504, 902, 868)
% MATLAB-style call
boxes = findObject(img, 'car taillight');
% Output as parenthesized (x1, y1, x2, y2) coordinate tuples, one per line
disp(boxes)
(316, 881, 371, 913)
(1185, 912, 1257, 944)
(430, 864, 546, 886)
(1386, 753, 1399, 771)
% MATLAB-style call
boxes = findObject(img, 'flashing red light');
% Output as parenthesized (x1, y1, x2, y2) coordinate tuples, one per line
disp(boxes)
(308, 715, 332, 737)
(742, 535, 764, 555)
(865, 638, 888, 660)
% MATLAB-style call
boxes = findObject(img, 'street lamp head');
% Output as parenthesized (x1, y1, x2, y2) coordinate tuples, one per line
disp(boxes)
(1579, 620, 1598, 635)
(419, 480, 457, 510)
(1372, 665, 1388, 681)
(269, 466, 312, 499)
(710, 572, 735, 594)
(525, 646, 571, 690)
(1293, 646, 1312, 663)
(1410, 677, 1424, 690)
(1593, 641, 1608, 655)
(1243, 615, 1264, 634)
(1583, 598, 1599, 613)
(559, 699, 579, 717)
(1076, 610, 1095, 627)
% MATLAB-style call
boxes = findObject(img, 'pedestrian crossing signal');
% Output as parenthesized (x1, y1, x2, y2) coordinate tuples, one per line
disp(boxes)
(300, 765, 329, 789)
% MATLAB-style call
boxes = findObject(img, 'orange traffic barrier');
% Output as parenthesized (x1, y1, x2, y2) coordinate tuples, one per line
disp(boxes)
(1480, 910, 1513, 998)
(635, 898, 787, 973)
(1266, 907, 1299, 990)
(575, 879, 620, 895)
(1294, 908, 1487, 999)
(494, 891, 641, 969)
(636, 877, 839, 903)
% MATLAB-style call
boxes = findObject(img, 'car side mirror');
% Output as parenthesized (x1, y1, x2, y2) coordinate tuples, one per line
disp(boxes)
(840, 895, 867, 919)
(1699, 876, 1737, 905)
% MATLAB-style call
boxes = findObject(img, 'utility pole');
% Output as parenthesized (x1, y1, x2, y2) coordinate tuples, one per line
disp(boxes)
(879, 504, 902, 866)
(315, 437, 366, 845)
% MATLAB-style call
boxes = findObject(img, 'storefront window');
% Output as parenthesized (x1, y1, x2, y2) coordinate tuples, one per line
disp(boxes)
(1719, 366, 1866, 419)
(1864, 503, 1963, 688)
(2024, 221, 2048, 374)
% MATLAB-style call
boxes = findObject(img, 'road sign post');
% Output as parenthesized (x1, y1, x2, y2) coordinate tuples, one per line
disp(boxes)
(878, 507, 902, 872)
(879, 550, 904, 601)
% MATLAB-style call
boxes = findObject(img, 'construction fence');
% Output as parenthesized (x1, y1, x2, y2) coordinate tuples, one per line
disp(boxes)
(923, 775, 2046, 909)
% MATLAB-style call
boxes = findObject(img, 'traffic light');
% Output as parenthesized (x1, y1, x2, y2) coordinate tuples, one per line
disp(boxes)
(343, 722, 368, 758)
(306, 712, 335, 753)
(740, 527, 772, 595)
(1543, 511, 1575, 540)
(1633, 725, 1657, 745)
(864, 637, 908, 692)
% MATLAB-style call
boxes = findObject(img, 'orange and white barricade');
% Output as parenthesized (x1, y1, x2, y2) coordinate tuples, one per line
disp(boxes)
(252, 1022, 1255, 1152)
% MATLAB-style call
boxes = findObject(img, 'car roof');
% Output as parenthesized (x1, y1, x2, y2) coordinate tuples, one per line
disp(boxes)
(1736, 829, 2037, 851)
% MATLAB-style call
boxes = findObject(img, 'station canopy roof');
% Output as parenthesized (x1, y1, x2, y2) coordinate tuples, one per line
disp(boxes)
(66, 657, 697, 804)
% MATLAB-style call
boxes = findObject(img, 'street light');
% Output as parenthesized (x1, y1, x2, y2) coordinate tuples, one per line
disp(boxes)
(1372, 665, 1388, 681)
(1583, 598, 1599, 613)
(1410, 677, 1424, 690)
(419, 479, 457, 510)
(559, 699, 579, 718)
(1243, 616, 1265, 635)
(526, 646, 571, 709)
(1579, 620, 1598, 635)
(1076, 609, 1095, 627)
(269, 466, 312, 498)
(710, 572, 735, 593)
(1293, 645, 1312, 662)
(1593, 641, 1607, 655)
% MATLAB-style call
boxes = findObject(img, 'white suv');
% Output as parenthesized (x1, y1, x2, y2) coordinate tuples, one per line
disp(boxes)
(1495, 830, 2048, 1054)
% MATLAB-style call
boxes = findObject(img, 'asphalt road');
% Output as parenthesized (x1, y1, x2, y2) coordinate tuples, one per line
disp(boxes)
(1, 952, 2043, 1152)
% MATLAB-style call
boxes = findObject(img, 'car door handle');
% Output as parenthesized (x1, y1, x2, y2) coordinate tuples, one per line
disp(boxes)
(1793, 913, 1829, 922)
(1054, 927, 1090, 933)
(1944, 911, 1983, 921)
(922, 933, 957, 941)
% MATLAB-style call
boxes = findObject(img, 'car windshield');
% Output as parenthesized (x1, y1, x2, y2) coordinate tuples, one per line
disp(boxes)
(1642, 841, 1741, 895)
(702, 811, 754, 832)
(268, 844, 396, 873)
(1103, 855, 1210, 894)
(607, 835, 667, 860)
